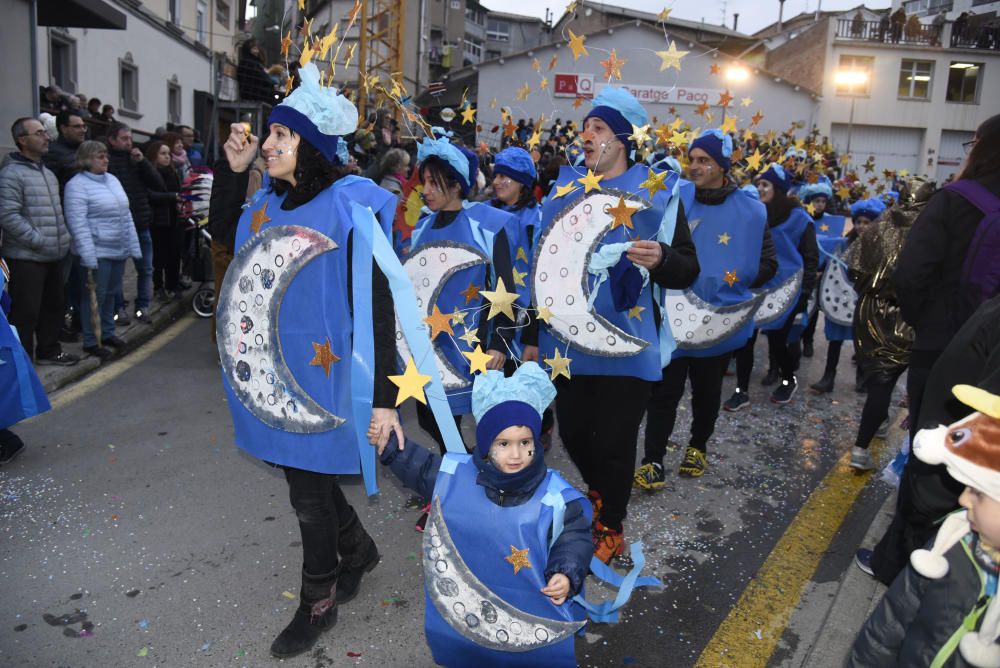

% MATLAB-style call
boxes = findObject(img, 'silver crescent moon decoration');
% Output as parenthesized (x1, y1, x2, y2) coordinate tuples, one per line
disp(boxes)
(819, 258, 856, 327)
(665, 289, 765, 349)
(423, 498, 584, 651)
(753, 268, 804, 327)
(396, 242, 489, 392)
(217, 225, 345, 433)
(532, 189, 650, 357)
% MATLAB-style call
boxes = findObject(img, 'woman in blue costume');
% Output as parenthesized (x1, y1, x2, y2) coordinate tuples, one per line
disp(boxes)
(728, 163, 819, 407)
(406, 138, 522, 453)
(213, 63, 402, 659)
(0, 262, 51, 465)
(799, 178, 847, 359)
(374, 362, 593, 667)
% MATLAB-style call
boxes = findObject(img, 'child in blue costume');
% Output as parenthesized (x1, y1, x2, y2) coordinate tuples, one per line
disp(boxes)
(375, 362, 593, 668)
(0, 263, 51, 465)
(406, 138, 523, 453)
(731, 163, 818, 406)
(799, 177, 847, 359)
(214, 63, 402, 659)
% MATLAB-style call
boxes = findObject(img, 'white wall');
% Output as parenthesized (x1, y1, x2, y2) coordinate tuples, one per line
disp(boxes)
(2, 0, 35, 155)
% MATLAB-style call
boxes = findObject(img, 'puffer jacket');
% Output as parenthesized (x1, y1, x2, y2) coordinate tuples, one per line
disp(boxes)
(0, 152, 71, 262)
(42, 137, 81, 193)
(106, 148, 159, 232)
(63, 171, 141, 269)
(849, 532, 998, 667)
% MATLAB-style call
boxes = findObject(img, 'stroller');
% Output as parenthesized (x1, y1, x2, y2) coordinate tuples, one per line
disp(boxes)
(180, 170, 215, 318)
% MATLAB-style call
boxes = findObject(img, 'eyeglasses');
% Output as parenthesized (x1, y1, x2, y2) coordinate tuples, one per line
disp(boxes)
(963, 139, 978, 153)
(19, 130, 49, 138)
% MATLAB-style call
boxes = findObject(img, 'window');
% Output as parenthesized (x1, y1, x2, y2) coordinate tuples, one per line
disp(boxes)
(464, 7, 485, 25)
(168, 0, 180, 24)
(196, 0, 207, 43)
(487, 19, 510, 42)
(119, 54, 139, 113)
(450, 0, 460, 9)
(49, 31, 77, 93)
(898, 59, 933, 99)
(836, 55, 873, 95)
(216, 0, 230, 27)
(464, 37, 482, 61)
(947, 62, 982, 103)
(168, 80, 182, 124)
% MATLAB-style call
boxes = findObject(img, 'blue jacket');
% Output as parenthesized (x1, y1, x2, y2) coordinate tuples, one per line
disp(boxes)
(380, 433, 593, 595)
(63, 171, 141, 269)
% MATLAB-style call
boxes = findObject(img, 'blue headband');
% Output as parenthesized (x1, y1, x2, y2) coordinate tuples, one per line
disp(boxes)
(268, 105, 341, 164)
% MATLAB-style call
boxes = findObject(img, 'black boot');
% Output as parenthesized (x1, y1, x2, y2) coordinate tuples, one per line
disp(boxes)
(336, 515, 380, 604)
(270, 569, 339, 658)
(810, 370, 836, 394)
(802, 340, 814, 358)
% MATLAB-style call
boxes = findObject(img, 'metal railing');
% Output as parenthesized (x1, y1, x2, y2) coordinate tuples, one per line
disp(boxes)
(835, 18, 943, 46)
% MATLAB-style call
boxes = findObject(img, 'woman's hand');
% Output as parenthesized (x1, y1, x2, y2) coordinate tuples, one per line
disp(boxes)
(486, 349, 506, 370)
(626, 240, 663, 269)
(368, 407, 404, 455)
(223, 123, 259, 174)
(541, 573, 570, 605)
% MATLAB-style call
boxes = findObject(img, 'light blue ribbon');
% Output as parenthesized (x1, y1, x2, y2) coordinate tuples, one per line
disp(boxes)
(817, 241, 849, 270)
(585, 242, 650, 311)
(654, 177, 681, 367)
(349, 202, 380, 496)
(571, 541, 663, 623)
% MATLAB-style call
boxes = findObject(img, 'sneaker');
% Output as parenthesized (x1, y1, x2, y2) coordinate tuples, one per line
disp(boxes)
(134, 309, 153, 325)
(0, 431, 25, 466)
(114, 308, 131, 326)
(593, 521, 625, 564)
(82, 345, 113, 360)
(723, 389, 750, 412)
(855, 548, 875, 577)
(678, 447, 707, 478)
(770, 377, 798, 404)
(102, 335, 127, 349)
(875, 418, 889, 440)
(850, 446, 876, 471)
(633, 462, 666, 490)
(36, 352, 80, 367)
(415, 503, 430, 533)
(586, 489, 603, 520)
(761, 369, 780, 386)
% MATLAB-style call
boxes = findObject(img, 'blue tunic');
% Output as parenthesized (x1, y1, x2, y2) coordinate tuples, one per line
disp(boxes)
(0, 306, 50, 430)
(500, 203, 542, 318)
(814, 213, 847, 268)
(758, 208, 812, 332)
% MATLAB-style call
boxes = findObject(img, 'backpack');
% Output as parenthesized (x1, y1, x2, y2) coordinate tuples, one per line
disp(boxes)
(945, 180, 1000, 308)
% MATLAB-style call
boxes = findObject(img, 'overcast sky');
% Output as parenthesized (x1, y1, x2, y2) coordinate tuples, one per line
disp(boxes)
(481, 0, 892, 35)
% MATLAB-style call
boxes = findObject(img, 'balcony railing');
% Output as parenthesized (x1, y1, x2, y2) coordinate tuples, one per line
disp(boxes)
(835, 18, 943, 46)
(952, 24, 1000, 50)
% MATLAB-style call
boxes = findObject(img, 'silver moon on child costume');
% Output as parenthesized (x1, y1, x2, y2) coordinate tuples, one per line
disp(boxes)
(395, 242, 490, 392)
(819, 258, 856, 327)
(532, 189, 650, 357)
(423, 498, 584, 651)
(665, 289, 765, 349)
(216, 225, 345, 432)
(753, 269, 804, 327)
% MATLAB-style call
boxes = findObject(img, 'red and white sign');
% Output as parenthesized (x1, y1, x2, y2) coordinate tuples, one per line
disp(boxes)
(554, 73, 722, 106)
(554, 73, 595, 99)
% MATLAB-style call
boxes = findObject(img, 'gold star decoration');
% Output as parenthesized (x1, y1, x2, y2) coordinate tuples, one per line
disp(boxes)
(820, 223, 830, 232)
(629, 124, 651, 146)
(600, 49, 626, 81)
(388, 357, 433, 406)
(460, 282, 481, 304)
(512, 267, 528, 287)
(719, 114, 738, 135)
(718, 232, 731, 245)
(608, 196, 639, 231)
(458, 327, 480, 347)
(657, 7, 672, 22)
(503, 119, 517, 138)
(544, 348, 572, 380)
(462, 346, 493, 374)
(750, 110, 765, 126)
(745, 148, 764, 171)
(461, 106, 476, 124)
(480, 277, 518, 320)
(489, 97, 497, 109)
(669, 130, 689, 147)
(516, 82, 531, 101)
(251, 201, 271, 234)
(837, 186, 852, 200)
(516, 247, 529, 263)
(709, 63, 721, 76)
(694, 101, 710, 116)
(579, 129, 596, 143)
(567, 30, 588, 61)
(549, 54, 558, 70)
(628, 305, 645, 321)
(655, 41, 688, 72)
(740, 96, 753, 108)
(577, 169, 604, 193)
(654, 124, 672, 146)
(640, 168, 669, 197)
(742, 128, 755, 141)
(280, 31, 293, 58)
(717, 90, 733, 107)
(553, 182, 579, 199)
(532, 57, 541, 72)
(505, 545, 532, 574)
(536, 306, 553, 324)
(572, 96, 585, 109)
(723, 270, 739, 288)
(539, 76, 549, 91)
(450, 307, 467, 326)
(318, 26, 339, 59)
(309, 338, 341, 377)
(423, 305, 455, 339)
(805, 203, 817, 217)
(526, 130, 542, 150)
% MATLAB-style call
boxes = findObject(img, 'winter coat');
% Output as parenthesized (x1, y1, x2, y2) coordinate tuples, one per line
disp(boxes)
(42, 137, 81, 193)
(380, 433, 593, 596)
(237, 58, 276, 103)
(148, 166, 180, 229)
(849, 533, 998, 667)
(106, 148, 160, 232)
(379, 173, 405, 197)
(63, 171, 141, 268)
(0, 152, 71, 262)
(207, 159, 248, 252)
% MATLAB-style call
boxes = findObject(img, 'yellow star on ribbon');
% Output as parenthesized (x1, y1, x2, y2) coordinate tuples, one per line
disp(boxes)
(526, 130, 542, 150)
(669, 116, 684, 131)
(719, 114, 738, 135)
(658, 8, 672, 21)
(280, 31, 293, 58)
(250, 201, 271, 234)
(388, 357, 432, 406)
(505, 545, 532, 574)
(577, 169, 604, 193)
(540, 76, 549, 91)
(745, 148, 764, 171)
(655, 41, 688, 72)
(723, 270, 739, 288)
(531, 57, 541, 71)
(718, 232, 732, 245)
(627, 305, 645, 321)
(309, 338, 341, 377)
(806, 203, 817, 217)
(516, 82, 531, 101)
(423, 305, 455, 339)
(544, 348, 572, 380)
(553, 182, 578, 199)
(743, 128, 755, 141)
(751, 111, 765, 127)
(458, 327, 480, 347)
(536, 306, 553, 324)
(462, 346, 493, 374)
(299, 44, 315, 68)
(450, 307, 467, 326)
(461, 106, 476, 124)
(640, 168, 668, 198)
(669, 130, 688, 147)
(608, 196, 639, 231)
(512, 267, 528, 288)
(549, 54, 558, 70)
(740, 96, 753, 108)
(600, 49, 626, 81)
(837, 186, 851, 200)
(480, 277, 518, 320)
(629, 124, 651, 146)
(460, 283, 481, 304)
(567, 30, 588, 61)
(516, 246, 529, 263)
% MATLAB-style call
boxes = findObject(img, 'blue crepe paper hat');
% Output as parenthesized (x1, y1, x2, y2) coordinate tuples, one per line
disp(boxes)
(472, 362, 556, 458)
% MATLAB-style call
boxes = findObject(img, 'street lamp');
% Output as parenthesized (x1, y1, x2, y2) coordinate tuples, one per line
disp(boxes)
(725, 65, 750, 83)
(834, 70, 869, 167)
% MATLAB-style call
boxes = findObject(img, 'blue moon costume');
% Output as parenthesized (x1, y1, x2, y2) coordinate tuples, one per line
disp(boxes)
(797, 178, 848, 356)
(528, 87, 699, 556)
(214, 63, 403, 659)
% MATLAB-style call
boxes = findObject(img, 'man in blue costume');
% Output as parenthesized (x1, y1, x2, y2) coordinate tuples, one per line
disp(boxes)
(635, 129, 776, 485)
(523, 87, 699, 562)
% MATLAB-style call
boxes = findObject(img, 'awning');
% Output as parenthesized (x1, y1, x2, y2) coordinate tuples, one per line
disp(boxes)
(37, 0, 127, 30)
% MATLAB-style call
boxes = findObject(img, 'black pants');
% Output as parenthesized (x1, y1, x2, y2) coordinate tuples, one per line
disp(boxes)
(5, 257, 66, 359)
(151, 226, 181, 291)
(735, 313, 799, 390)
(555, 375, 652, 531)
(824, 340, 844, 376)
(644, 354, 729, 461)
(854, 367, 905, 449)
(283, 466, 358, 576)
(802, 304, 820, 346)
(415, 402, 466, 455)
(906, 350, 941, 443)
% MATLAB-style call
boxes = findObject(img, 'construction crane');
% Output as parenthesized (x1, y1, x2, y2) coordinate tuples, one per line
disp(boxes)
(356, 0, 405, 120)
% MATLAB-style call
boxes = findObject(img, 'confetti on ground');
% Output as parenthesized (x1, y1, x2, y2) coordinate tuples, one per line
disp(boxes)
(138, 619, 149, 630)
(281, 591, 296, 600)
(406, 552, 417, 560)
(79, 629, 94, 637)
(200, 642, 212, 651)
(754, 629, 763, 640)
(347, 651, 363, 657)
(82, 529, 91, 538)
(137, 646, 149, 657)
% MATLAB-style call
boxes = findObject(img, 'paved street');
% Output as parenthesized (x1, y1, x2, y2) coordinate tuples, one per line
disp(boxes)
(1, 315, 899, 667)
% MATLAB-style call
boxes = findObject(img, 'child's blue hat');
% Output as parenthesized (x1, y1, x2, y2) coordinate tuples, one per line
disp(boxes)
(759, 162, 791, 193)
(494, 147, 536, 187)
(267, 62, 356, 164)
(472, 362, 556, 458)
(689, 128, 733, 172)
(851, 197, 886, 221)
(584, 86, 648, 155)
(798, 177, 833, 202)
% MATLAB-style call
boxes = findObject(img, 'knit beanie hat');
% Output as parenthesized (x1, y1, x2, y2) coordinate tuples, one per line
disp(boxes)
(910, 384, 1000, 667)
(267, 62, 356, 164)
(759, 163, 791, 193)
(688, 129, 733, 172)
(471, 362, 556, 458)
(494, 147, 536, 187)
(584, 86, 648, 156)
